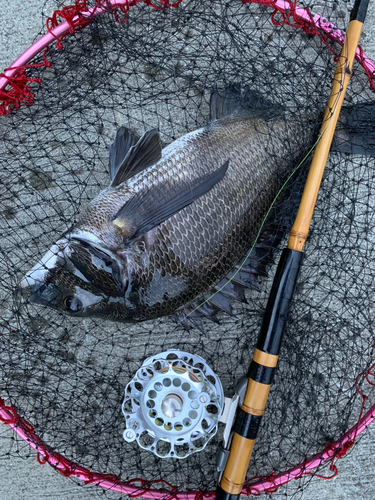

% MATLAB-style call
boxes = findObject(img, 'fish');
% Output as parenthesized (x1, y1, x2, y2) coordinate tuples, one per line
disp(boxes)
(20, 85, 373, 327)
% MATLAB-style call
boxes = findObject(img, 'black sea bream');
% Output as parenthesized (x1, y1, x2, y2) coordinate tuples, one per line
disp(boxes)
(21, 87, 318, 324)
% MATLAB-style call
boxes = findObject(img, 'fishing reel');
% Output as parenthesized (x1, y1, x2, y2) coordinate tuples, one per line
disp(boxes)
(122, 350, 243, 460)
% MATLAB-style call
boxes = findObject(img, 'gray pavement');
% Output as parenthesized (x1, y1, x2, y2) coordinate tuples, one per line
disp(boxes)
(1, 1, 375, 499)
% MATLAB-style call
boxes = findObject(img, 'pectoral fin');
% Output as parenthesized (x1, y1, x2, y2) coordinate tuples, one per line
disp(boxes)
(113, 160, 229, 242)
(109, 128, 162, 187)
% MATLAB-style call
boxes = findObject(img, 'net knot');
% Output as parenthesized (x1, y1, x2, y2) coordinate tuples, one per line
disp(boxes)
(144, 0, 184, 9)
(243, 480, 262, 496)
(51, 454, 80, 477)
(244, 471, 283, 495)
(269, 0, 320, 36)
(0, 47, 51, 116)
(125, 478, 180, 498)
(128, 478, 156, 498)
(194, 491, 212, 500)
(83, 471, 120, 485)
(355, 370, 370, 410)
(365, 362, 375, 386)
(322, 442, 337, 459)
(243, 0, 340, 58)
(0, 398, 18, 425)
(0, 70, 41, 116)
(263, 473, 280, 494)
(294, 460, 308, 480)
(102, 0, 135, 24)
(46, 0, 96, 50)
(335, 440, 354, 459)
(323, 439, 354, 462)
(245, 486, 262, 496)
(37, 453, 48, 465)
(0, 398, 35, 432)
(357, 45, 375, 93)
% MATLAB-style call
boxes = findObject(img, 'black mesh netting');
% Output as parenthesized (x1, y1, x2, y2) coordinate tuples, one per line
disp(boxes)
(1, 0, 375, 498)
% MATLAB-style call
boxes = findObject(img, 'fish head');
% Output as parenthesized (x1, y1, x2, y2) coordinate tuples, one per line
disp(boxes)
(20, 236, 132, 319)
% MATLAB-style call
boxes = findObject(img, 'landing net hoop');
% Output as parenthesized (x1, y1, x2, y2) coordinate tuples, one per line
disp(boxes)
(1, 1, 375, 498)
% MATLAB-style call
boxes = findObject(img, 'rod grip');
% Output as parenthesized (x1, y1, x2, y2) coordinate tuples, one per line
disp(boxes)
(216, 249, 302, 499)
(216, 2, 367, 497)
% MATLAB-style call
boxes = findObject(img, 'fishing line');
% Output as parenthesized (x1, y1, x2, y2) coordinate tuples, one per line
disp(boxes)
(187, 33, 352, 319)
(187, 112, 338, 320)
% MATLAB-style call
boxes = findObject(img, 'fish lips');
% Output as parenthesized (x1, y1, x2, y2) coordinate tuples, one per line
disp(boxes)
(28, 280, 64, 309)
(28, 280, 104, 317)
(20, 240, 68, 291)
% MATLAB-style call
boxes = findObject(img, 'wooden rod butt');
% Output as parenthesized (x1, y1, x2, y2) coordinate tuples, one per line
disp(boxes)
(219, 433, 255, 495)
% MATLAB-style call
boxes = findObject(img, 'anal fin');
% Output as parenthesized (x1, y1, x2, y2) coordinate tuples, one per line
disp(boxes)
(181, 219, 287, 330)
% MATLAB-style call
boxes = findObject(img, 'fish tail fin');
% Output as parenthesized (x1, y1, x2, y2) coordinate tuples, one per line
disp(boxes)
(332, 102, 375, 156)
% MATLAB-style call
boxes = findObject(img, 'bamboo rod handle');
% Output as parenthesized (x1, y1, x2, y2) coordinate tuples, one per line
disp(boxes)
(288, 20, 364, 252)
(217, 248, 302, 499)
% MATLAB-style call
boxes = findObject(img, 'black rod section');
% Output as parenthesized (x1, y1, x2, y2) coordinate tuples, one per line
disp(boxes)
(350, 0, 369, 22)
(256, 249, 303, 355)
(216, 249, 302, 499)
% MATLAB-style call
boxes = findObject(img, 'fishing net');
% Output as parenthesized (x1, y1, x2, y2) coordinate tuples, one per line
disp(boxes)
(1, 0, 375, 498)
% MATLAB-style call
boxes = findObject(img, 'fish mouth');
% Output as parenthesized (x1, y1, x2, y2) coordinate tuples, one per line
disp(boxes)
(20, 277, 35, 289)
(29, 282, 47, 302)
(27, 281, 64, 309)
(20, 275, 45, 290)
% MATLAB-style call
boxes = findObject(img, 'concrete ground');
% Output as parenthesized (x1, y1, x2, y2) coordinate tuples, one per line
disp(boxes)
(1, 1, 375, 499)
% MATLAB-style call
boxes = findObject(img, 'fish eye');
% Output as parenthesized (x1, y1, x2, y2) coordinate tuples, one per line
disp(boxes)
(63, 296, 83, 313)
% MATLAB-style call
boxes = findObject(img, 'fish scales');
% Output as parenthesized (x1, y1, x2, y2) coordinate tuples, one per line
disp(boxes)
(19, 90, 375, 323)
(77, 114, 312, 320)
(20, 95, 317, 322)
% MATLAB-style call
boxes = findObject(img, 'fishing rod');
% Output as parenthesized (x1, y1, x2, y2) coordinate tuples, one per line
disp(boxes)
(216, 0, 370, 498)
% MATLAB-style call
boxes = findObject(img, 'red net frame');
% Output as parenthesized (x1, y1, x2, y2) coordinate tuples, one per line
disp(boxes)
(1, 0, 375, 497)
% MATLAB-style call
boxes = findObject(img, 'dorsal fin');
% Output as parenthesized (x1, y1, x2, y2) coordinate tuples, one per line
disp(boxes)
(209, 83, 280, 123)
(209, 83, 243, 122)
(110, 128, 162, 187)
(109, 126, 139, 182)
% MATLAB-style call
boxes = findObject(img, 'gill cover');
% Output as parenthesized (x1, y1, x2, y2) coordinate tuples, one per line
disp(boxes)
(20, 237, 126, 315)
